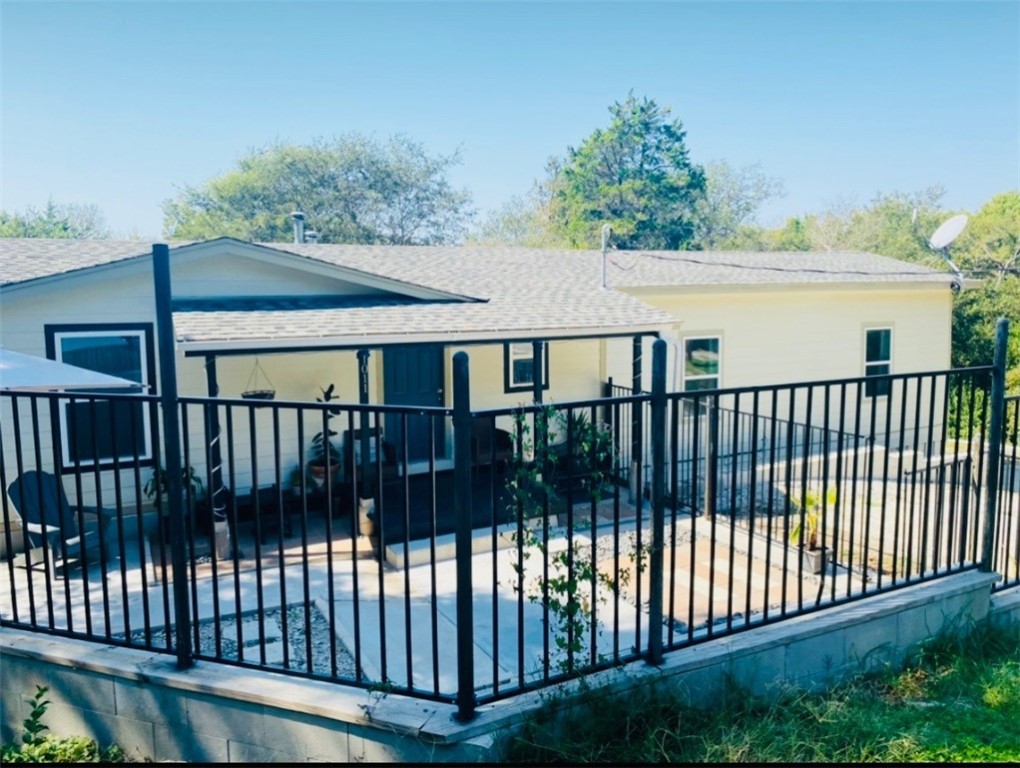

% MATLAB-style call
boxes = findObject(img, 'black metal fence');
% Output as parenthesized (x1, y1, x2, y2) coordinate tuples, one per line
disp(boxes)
(0, 344, 1013, 721)
(992, 394, 1019, 591)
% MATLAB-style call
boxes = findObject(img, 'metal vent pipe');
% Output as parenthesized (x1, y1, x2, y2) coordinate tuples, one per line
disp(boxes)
(291, 211, 305, 244)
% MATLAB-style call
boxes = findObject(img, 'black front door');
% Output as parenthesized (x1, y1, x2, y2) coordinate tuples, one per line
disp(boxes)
(383, 345, 445, 462)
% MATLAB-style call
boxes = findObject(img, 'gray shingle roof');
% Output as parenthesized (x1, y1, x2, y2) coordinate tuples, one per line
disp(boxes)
(0, 238, 193, 287)
(176, 244, 672, 344)
(1, 238, 953, 347)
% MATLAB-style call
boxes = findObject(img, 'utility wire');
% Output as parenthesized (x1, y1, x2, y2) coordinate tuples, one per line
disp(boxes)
(609, 251, 963, 278)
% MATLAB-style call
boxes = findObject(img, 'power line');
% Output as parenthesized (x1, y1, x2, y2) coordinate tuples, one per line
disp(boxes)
(610, 251, 958, 279)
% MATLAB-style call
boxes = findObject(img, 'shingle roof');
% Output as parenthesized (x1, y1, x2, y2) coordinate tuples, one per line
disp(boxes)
(0, 238, 953, 348)
(0, 238, 193, 287)
(175, 244, 672, 345)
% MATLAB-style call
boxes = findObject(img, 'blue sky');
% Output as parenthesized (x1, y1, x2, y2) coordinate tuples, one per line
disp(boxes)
(2, 1, 1017, 239)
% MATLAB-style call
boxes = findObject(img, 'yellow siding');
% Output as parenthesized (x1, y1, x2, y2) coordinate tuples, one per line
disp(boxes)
(607, 285, 952, 391)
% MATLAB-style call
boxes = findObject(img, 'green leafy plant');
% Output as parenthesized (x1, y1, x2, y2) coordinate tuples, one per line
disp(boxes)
(21, 686, 50, 746)
(1, 685, 127, 763)
(790, 487, 837, 550)
(308, 383, 342, 472)
(504, 405, 637, 672)
(143, 464, 204, 506)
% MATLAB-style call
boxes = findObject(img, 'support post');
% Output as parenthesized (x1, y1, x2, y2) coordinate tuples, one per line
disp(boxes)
(980, 317, 1010, 572)
(356, 349, 372, 535)
(203, 355, 230, 560)
(531, 340, 544, 406)
(631, 336, 643, 505)
(152, 243, 192, 668)
(452, 351, 476, 721)
(647, 339, 667, 665)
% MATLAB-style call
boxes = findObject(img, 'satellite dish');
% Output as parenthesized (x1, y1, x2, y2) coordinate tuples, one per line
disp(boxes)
(929, 214, 968, 250)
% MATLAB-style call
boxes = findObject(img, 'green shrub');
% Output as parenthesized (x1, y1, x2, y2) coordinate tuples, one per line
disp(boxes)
(1, 684, 127, 763)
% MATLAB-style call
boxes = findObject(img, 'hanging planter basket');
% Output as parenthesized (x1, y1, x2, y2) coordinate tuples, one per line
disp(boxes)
(241, 359, 276, 400)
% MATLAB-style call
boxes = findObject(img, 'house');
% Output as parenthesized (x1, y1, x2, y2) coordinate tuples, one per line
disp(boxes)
(0, 237, 956, 515)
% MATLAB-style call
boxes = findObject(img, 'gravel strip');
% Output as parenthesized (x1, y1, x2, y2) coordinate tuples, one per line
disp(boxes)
(119, 603, 359, 680)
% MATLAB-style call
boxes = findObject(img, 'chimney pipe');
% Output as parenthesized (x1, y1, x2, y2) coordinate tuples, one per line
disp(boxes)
(601, 223, 612, 290)
(305, 229, 319, 244)
(291, 211, 305, 244)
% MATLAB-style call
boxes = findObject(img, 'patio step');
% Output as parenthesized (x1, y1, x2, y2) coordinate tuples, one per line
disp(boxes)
(383, 518, 559, 569)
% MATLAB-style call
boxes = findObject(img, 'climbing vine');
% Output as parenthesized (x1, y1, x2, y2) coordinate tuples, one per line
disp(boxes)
(504, 404, 645, 672)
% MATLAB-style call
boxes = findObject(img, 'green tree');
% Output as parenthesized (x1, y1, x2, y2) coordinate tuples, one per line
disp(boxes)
(952, 191, 1020, 281)
(163, 135, 473, 244)
(0, 199, 109, 239)
(546, 93, 706, 250)
(949, 192, 1020, 383)
(468, 184, 566, 248)
(692, 161, 784, 249)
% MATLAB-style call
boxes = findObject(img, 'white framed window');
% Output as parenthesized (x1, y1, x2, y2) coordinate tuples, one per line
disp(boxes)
(504, 342, 549, 393)
(681, 336, 721, 416)
(864, 327, 892, 398)
(47, 325, 154, 467)
(682, 336, 721, 391)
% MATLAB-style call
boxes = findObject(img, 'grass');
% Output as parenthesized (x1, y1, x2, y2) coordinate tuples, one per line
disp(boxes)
(504, 621, 1020, 763)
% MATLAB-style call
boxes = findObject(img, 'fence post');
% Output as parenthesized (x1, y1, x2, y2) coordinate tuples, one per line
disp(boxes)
(152, 243, 192, 669)
(647, 339, 667, 665)
(705, 400, 719, 520)
(980, 317, 1010, 573)
(452, 351, 476, 721)
(632, 337, 643, 506)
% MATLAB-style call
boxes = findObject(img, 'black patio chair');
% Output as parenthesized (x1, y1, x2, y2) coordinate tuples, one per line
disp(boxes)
(6, 470, 116, 577)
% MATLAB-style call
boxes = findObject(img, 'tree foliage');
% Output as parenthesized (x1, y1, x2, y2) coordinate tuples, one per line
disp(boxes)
(0, 199, 109, 239)
(691, 161, 784, 249)
(947, 192, 1020, 380)
(952, 191, 1020, 280)
(546, 93, 706, 250)
(468, 184, 566, 249)
(162, 135, 473, 245)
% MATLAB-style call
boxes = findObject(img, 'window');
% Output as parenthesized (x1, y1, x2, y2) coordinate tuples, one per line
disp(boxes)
(503, 342, 549, 393)
(45, 325, 155, 467)
(683, 337, 721, 391)
(682, 336, 721, 416)
(864, 328, 892, 397)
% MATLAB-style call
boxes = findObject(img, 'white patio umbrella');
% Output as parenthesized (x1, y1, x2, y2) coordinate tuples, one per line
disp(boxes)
(0, 348, 143, 392)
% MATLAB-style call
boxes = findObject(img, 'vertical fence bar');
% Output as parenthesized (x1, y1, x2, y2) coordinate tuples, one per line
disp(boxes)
(152, 243, 192, 668)
(981, 318, 1010, 572)
(452, 352, 476, 721)
(647, 340, 667, 665)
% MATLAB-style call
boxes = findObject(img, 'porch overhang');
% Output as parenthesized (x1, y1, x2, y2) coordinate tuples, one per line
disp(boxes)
(179, 325, 665, 357)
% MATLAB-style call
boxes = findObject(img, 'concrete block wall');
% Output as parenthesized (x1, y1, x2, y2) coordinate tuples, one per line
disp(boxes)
(0, 570, 1001, 763)
(989, 585, 1020, 628)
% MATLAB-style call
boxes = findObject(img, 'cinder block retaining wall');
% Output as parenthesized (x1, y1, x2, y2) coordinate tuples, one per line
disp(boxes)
(0, 571, 1006, 763)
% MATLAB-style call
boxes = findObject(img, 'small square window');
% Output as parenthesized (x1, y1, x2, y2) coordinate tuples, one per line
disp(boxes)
(504, 342, 549, 393)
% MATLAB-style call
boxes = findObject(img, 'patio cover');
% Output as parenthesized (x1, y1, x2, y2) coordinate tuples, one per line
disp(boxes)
(0, 348, 143, 391)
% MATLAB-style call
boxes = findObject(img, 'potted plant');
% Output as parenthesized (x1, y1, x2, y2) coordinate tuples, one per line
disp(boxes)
(307, 383, 342, 486)
(287, 464, 306, 496)
(144, 464, 213, 553)
(144, 464, 204, 509)
(790, 487, 836, 574)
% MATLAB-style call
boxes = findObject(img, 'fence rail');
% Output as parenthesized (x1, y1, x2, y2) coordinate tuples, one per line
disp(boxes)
(0, 346, 1012, 719)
